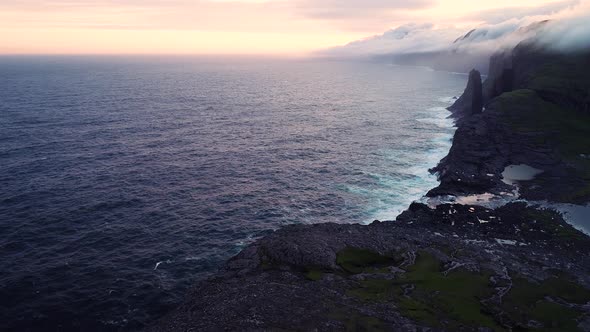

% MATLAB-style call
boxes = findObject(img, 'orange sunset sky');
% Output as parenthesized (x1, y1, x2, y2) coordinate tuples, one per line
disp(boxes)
(0, 0, 581, 55)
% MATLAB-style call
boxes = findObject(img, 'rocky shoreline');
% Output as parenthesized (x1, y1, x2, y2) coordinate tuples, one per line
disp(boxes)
(147, 42, 590, 331)
(430, 42, 590, 205)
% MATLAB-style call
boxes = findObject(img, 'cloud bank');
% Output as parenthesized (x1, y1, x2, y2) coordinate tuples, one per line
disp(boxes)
(323, 0, 590, 59)
(2, 0, 589, 55)
(533, 1, 590, 52)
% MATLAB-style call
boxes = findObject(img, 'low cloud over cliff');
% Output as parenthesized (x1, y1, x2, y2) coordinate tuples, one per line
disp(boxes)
(322, 0, 590, 60)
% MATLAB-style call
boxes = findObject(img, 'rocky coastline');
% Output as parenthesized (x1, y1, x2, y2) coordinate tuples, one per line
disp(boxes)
(430, 42, 590, 204)
(147, 42, 590, 331)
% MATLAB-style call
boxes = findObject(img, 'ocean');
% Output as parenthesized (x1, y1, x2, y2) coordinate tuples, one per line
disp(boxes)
(0, 56, 466, 331)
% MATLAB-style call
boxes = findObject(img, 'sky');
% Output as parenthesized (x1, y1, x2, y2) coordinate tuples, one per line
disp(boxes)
(0, 0, 582, 55)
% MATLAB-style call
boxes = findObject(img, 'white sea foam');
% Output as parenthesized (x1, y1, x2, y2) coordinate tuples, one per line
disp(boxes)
(438, 96, 458, 104)
(416, 117, 455, 128)
(153, 260, 172, 270)
(360, 97, 457, 223)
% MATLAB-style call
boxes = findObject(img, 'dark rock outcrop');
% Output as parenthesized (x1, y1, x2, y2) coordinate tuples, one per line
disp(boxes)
(146, 203, 590, 332)
(448, 69, 483, 118)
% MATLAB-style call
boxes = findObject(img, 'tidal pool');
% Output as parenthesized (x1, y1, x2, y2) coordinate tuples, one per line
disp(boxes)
(501, 164, 544, 186)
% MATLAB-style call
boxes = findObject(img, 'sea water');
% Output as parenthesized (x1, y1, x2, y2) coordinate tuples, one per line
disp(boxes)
(0, 56, 466, 331)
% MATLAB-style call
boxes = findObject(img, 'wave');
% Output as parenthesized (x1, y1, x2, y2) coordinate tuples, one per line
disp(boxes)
(357, 97, 456, 223)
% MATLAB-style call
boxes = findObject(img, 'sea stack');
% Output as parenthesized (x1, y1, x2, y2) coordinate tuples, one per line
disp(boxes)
(448, 69, 483, 117)
(469, 69, 483, 115)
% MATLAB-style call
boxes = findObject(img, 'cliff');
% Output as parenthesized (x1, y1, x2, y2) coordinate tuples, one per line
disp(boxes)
(430, 42, 590, 203)
(147, 43, 590, 331)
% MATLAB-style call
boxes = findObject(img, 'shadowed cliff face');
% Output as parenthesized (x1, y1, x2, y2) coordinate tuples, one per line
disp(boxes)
(484, 42, 590, 112)
(483, 51, 514, 102)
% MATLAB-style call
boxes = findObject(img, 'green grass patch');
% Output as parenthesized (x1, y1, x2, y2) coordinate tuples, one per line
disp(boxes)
(492, 88, 590, 201)
(344, 249, 590, 330)
(328, 308, 386, 332)
(399, 252, 500, 330)
(501, 274, 590, 331)
(304, 269, 324, 281)
(347, 251, 502, 331)
(336, 247, 398, 274)
(527, 58, 590, 100)
(494, 89, 590, 160)
(507, 275, 590, 307)
(530, 301, 581, 331)
(346, 278, 395, 302)
(396, 296, 439, 327)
